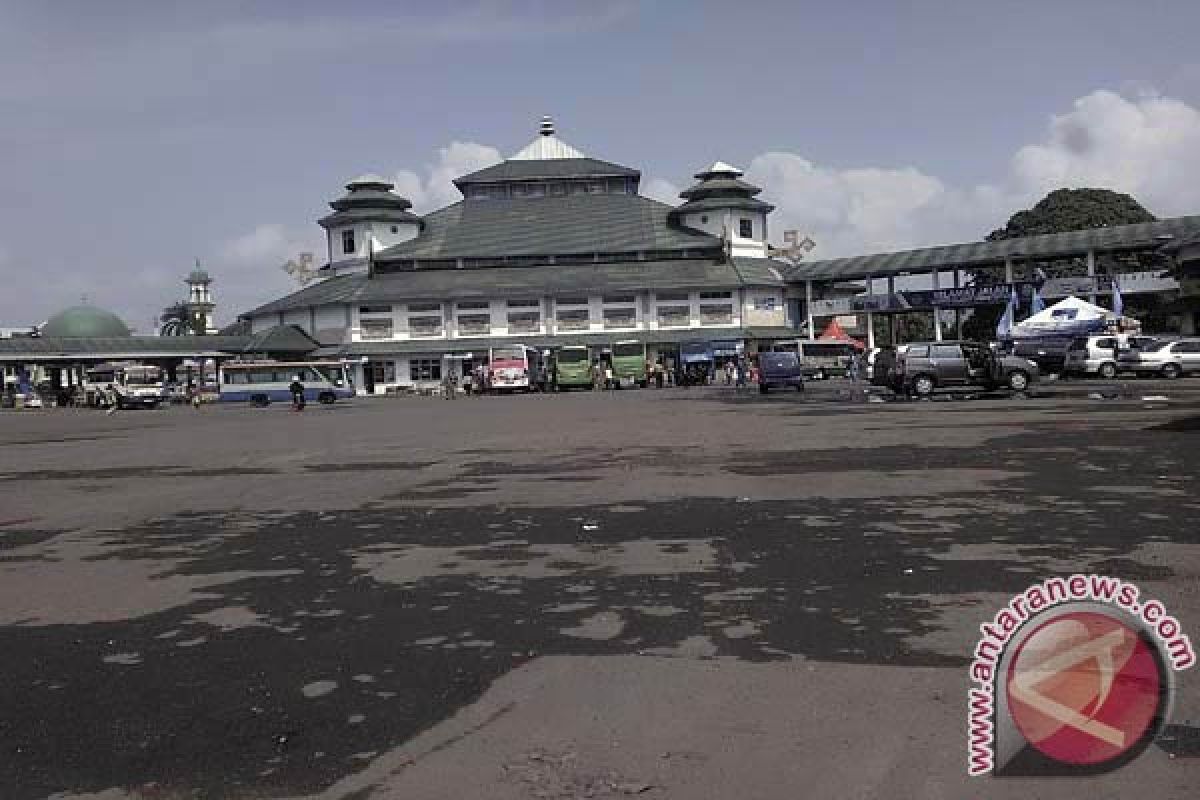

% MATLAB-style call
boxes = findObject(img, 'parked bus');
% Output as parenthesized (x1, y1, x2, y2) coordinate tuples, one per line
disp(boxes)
(489, 344, 544, 391)
(555, 345, 592, 389)
(611, 340, 648, 388)
(83, 363, 169, 409)
(218, 361, 354, 405)
(768, 340, 858, 379)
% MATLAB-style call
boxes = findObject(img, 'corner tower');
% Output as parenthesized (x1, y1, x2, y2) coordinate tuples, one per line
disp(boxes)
(670, 162, 774, 258)
(319, 175, 421, 275)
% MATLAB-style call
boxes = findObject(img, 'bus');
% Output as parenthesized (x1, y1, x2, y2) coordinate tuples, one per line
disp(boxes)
(218, 361, 354, 405)
(555, 345, 592, 389)
(489, 344, 544, 391)
(768, 340, 859, 379)
(83, 363, 169, 409)
(612, 340, 648, 387)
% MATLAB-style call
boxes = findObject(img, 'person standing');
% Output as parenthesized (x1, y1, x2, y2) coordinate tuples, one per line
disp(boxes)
(289, 376, 305, 411)
(604, 362, 614, 391)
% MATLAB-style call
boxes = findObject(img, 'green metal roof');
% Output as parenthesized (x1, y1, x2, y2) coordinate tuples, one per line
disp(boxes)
(246, 254, 784, 317)
(0, 335, 250, 361)
(375, 193, 719, 260)
(40, 306, 131, 338)
(784, 215, 1200, 281)
(454, 158, 640, 186)
(241, 324, 321, 354)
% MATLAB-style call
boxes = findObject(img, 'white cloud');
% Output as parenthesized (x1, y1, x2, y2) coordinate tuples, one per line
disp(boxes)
(392, 141, 503, 212)
(746, 89, 1200, 261)
(212, 223, 323, 322)
(1010, 89, 1200, 215)
(641, 177, 682, 205)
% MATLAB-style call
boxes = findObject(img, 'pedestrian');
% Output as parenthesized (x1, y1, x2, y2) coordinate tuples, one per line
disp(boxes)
(591, 361, 603, 391)
(289, 376, 306, 411)
(104, 383, 119, 415)
(654, 360, 665, 389)
(736, 358, 747, 388)
(604, 363, 614, 390)
(848, 354, 860, 383)
(442, 369, 457, 400)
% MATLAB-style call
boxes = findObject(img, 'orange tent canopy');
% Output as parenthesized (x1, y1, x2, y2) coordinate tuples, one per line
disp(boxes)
(818, 319, 865, 350)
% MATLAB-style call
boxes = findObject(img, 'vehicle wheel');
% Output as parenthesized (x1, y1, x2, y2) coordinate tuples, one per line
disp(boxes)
(1007, 370, 1030, 392)
(1098, 362, 1117, 380)
(759, 384, 768, 395)
(318, 391, 336, 405)
(251, 394, 269, 407)
(1162, 363, 1182, 380)
(912, 374, 935, 397)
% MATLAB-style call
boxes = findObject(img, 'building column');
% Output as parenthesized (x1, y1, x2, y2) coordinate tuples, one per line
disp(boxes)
(866, 312, 876, 349)
(932, 269, 943, 341)
(953, 269, 964, 339)
(805, 280, 815, 341)
(1004, 258, 1014, 285)
(1086, 249, 1097, 304)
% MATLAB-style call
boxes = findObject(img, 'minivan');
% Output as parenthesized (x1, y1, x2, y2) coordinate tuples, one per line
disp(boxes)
(758, 352, 805, 393)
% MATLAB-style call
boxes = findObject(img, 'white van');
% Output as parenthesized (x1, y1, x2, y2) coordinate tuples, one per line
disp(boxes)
(1062, 333, 1159, 379)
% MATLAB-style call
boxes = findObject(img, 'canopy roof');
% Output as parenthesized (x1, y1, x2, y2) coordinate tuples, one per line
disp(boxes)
(784, 215, 1200, 281)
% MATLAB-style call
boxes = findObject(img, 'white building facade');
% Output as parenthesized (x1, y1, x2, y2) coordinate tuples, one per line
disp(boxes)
(244, 119, 796, 393)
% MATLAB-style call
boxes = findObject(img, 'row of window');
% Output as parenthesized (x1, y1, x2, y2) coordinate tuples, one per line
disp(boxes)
(356, 292, 739, 318)
(358, 304, 737, 339)
(465, 178, 635, 200)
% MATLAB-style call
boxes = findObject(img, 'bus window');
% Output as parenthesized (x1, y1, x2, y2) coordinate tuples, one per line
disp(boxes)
(613, 342, 643, 358)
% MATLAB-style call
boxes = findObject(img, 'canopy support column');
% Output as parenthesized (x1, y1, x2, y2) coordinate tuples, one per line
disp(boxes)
(1086, 249, 1097, 303)
(805, 280, 815, 341)
(932, 269, 943, 341)
(953, 269, 964, 338)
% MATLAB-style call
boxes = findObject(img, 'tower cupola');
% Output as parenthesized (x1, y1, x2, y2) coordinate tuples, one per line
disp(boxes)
(319, 175, 422, 274)
(670, 162, 774, 257)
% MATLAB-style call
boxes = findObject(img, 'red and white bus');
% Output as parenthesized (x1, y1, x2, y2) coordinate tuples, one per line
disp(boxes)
(489, 344, 544, 391)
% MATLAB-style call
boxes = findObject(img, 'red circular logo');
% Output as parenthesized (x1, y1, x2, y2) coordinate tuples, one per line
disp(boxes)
(1006, 611, 1165, 766)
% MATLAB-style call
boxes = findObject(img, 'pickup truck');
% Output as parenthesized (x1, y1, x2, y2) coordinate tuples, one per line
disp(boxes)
(893, 341, 1039, 397)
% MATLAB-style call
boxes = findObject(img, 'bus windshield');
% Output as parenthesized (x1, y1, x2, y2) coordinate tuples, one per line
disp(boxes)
(491, 346, 525, 362)
(558, 348, 589, 364)
(613, 343, 643, 358)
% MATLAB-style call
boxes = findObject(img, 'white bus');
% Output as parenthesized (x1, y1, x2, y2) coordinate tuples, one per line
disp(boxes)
(488, 344, 544, 391)
(218, 361, 354, 405)
(767, 340, 859, 379)
(83, 363, 169, 409)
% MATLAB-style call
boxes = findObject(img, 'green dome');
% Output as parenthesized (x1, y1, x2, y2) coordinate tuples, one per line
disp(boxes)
(41, 306, 132, 338)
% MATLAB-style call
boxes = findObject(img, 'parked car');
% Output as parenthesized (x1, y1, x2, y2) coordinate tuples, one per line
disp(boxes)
(893, 341, 1039, 397)
(1063, 333, 1160, 379)
(1118, 339, 1200, 379)
(757, 352, 805, 394)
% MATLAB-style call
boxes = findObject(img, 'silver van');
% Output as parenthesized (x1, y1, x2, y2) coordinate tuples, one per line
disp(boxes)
(1063, 334, 1159, 379)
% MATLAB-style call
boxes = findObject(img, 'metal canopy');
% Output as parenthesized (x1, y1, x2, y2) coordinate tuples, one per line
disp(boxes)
(782, 215, 1200, 282)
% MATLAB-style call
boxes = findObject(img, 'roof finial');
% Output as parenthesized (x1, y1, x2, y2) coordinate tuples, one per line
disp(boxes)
(539, 115, 554, 136)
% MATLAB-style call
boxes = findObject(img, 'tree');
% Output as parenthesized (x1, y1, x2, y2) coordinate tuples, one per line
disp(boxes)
(159, 302, 205, 336)
(986, 188, 1156, 242)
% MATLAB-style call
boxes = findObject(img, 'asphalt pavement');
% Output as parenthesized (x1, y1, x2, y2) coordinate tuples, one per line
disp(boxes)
(1, 384, 1199, 799)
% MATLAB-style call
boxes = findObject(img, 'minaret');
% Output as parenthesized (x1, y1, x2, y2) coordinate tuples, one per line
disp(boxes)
(185, 261, 217, 334)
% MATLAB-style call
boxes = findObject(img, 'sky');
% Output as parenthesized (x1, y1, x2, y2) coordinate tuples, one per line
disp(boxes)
(2, 0, 1200, 329)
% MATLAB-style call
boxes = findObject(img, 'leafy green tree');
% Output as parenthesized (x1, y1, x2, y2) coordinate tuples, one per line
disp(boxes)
(986, 188, 1155, 242)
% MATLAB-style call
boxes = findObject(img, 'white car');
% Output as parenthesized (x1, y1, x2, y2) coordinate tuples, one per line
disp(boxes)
(1118, 339, 1200, 379)
(1063, 333, 1159, 379)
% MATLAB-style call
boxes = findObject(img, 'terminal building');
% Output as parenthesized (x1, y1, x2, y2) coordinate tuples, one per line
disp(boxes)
(242, 118, 797, 393)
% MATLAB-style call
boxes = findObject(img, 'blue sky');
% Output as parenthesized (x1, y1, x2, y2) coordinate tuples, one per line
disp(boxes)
(2, 0, 1199, 329)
